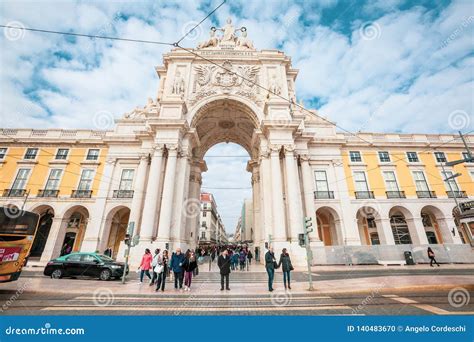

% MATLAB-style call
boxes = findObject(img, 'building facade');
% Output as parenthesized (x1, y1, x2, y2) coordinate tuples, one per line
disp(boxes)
(198, 192, 227, 245)
(234, 199, 253, 243)
(1, 19, 473, 266)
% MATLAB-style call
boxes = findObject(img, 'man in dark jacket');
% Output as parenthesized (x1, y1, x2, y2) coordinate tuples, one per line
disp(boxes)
(265, 247, 277, 292)
(217, 249, 231, 291)
(170, 248, 185, 289)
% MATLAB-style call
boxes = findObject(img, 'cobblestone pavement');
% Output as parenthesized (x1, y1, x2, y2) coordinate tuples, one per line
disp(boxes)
(1, 264, 473, 316)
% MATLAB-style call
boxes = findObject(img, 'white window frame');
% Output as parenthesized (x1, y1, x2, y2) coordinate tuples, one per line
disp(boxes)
(378, 151, 391, 163)
(11, 168, 31, 190)
(462, 152, 473, 163)
(118, 169, 135, 191)
(24, 148, 39, 160)
(0, 147, 7, 159)
(353, 171, 370, 192)
(44, 169, 63, 190)
(349, 151, 362, 163)
(434, 151, 447, 163)
(412, 171, 429, 192)
(86, 149, 100, 161)
(442, 170, 460, 192)
(55, 148, 69, 160)
(383, 171, 400, 192)
(406, 151, 419, 163)
(314, 170, 329, 192)
(77, 169, 95, 191)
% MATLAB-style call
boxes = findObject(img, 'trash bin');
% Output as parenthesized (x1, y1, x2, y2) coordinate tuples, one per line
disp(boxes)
(404, 251, 415, 265)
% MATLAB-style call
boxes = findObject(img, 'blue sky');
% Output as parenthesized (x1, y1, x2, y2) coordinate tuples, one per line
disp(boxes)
(1, 0, 473, 233)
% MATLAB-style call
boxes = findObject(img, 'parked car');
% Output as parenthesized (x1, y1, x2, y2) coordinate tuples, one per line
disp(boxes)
(43, 252, 127, 280)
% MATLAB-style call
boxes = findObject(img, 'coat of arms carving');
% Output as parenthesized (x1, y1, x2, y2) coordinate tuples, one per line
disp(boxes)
(190, 60, 261, 106)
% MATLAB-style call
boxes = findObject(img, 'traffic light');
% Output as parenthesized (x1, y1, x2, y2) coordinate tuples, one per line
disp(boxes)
(124, 234, 131, 247)
(298, 233, 305, 247)
(304, 217, 313, 233)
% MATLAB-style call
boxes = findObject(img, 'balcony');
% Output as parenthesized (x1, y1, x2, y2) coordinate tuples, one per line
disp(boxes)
(386, 191, 406, 199)
(2, 189, 26, 197)
(355, 191, 375, 199)
(71, 190, 92, 198)
(113, 190, 134, 198)
(447, 190, 467, 199)
(416, 191, 437, 199)
(37, 189, 59, 198)
(314, 191, 335, 199)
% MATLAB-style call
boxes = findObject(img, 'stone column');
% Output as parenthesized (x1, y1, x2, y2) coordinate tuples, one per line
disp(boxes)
(436, 216, 462, 244)
(250, 161, 261, 245)
(128, 154, 148, 232)
(139, 145, 164, 241)
(81, 158, 116, 252)
(284, 145, 304, 241)
(171, 151, 191, 247)
(186, 162, 202, 247)
(300, 155, 321, 241)
(157, 145, 179, 242)
(260, 150, 273, 243)
(407, 216, 429, 245)
(377, 218, 396, 245)
(40, 217, 65, 262)
(269, 145, 287, 242)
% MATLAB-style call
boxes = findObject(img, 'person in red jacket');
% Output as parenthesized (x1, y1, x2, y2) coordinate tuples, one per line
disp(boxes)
(139, 248, 153, 283)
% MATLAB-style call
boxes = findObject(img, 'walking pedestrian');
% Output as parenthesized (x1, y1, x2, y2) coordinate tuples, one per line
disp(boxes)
(239, 250, 246, 271)
(247, 250, 253, 265)
(265, 247, 278, 292)
(149, 248, 161, 286)
(278, 248, 294, 290)
(183, 250, 198, 291)
(427, 247, 440, 267)
(155, 250, 169, 292)
(139, 248, 153, 284)
(170, 248, 185, 290)
(218, 249, 231, 291)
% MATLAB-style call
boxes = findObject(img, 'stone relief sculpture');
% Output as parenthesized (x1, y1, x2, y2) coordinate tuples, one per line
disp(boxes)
(172, 71, 185, 95)
(269, 74, 281, 96)
(190, 60, 261, 106)
(197, 17, 255, 50)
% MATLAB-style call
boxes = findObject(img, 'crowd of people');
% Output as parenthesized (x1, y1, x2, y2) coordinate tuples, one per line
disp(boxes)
(137, 244, 293, 292)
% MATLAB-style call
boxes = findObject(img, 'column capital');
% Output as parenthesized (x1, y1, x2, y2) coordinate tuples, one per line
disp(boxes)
(299, 154, 310, 163)
(283, 144, 296, 153)
(105, 157, 117, 165)
(166, 144, 180, 157)
(269, 144, 281, 154)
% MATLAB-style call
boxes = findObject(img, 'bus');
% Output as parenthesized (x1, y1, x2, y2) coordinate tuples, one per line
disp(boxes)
(0, 206, 40, 282)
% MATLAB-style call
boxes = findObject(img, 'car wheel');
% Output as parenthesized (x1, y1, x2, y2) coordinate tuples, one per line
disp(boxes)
(99, 269, 112, 281)
(51, 269, 63, 279)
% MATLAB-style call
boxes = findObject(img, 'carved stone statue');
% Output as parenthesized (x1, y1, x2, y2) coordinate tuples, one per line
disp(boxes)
(144, 97, 159, 113)
(198, 29, 218, 49)
(217, 17, 236, 42)
(124, 106, 145, 119)
(269, 74, 281, 96)
(172, 71, 185, 95)
(236, 30, 254, 50)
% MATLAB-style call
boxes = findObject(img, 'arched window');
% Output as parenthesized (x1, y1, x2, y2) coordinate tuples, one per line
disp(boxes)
(390, 213, 412, 244)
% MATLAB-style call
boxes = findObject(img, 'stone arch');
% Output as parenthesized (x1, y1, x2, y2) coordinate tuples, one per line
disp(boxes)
(57, 205, 90, 256)
(356, 206, 381, 245)
(316, 206, 342, 246)
(421, 205, 450, 244)
(101, 205, 131, 258)
(388, 205, 414, 245)
(189, 97, 261, 158)
(29, 205, 55, 258)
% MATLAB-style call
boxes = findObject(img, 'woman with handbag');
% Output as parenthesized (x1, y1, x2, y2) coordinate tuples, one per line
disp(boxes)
(427, 247, 440, 267)
(139, 249, 153, 284)
(155, 250, 169, 292)
(278, 248, 294, 290)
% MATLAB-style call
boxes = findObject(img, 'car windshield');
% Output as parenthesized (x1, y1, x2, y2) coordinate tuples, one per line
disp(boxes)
(96, 254, 114, 262)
